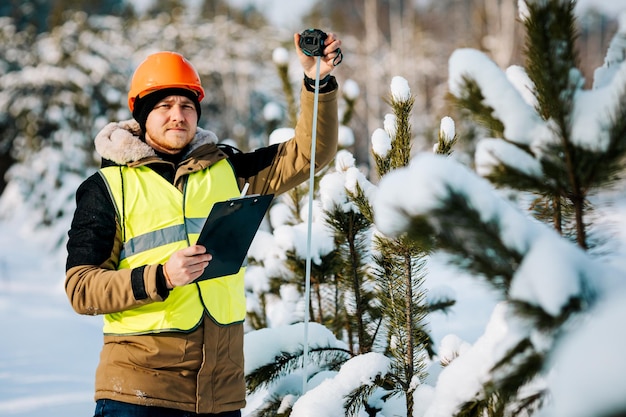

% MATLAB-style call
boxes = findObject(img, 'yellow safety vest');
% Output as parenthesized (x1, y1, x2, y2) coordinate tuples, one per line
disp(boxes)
(98, 159, 246, 335)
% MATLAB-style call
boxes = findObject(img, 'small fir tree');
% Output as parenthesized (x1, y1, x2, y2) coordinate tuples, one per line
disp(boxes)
(350, 77, 430, 417)
(245, 74, 456, 416)
(375, 0, 626, 416)
(449, 0, 626, 250)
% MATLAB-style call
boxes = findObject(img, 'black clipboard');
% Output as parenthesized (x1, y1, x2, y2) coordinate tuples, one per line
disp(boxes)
(194, 193, 274, 281)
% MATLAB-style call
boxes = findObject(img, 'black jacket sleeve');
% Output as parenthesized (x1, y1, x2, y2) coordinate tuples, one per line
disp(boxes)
(221, 143, 280, 180)
(66, 173, 117, 270)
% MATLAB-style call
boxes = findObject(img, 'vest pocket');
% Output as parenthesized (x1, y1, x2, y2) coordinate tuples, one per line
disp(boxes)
(112, 334, 192, 371)
(227, 324, 244, 368)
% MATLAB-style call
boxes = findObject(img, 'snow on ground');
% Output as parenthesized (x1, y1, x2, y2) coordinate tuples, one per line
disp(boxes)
(0, 221, 101, 416)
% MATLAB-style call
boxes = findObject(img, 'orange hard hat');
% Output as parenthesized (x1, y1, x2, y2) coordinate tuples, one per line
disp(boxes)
(127, 51, 205, 113)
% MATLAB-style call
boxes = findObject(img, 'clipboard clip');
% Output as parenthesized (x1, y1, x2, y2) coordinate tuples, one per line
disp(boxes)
(228, 194, 262, 204)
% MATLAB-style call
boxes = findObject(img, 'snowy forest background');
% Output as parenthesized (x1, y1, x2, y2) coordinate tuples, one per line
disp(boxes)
(2, 0, 626, 416)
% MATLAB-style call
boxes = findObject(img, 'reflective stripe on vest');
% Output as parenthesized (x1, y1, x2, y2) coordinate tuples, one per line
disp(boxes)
(98, 159, 246, 335)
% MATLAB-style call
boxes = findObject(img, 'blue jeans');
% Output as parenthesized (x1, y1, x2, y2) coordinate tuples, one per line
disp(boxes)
(94, 399, 241, 417)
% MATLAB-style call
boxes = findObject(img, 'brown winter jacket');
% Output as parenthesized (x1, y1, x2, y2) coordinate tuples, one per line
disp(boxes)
(65, 80, 338, 413)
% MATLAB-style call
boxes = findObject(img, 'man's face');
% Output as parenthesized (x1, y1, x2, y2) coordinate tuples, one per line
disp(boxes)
(144, 95, 198, 154)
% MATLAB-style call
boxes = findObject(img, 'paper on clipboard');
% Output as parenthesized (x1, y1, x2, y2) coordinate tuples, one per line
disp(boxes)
(194, 193, 274, 281)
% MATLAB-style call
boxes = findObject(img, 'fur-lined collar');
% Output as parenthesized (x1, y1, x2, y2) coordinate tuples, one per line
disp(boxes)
(94, 119, 219, 165)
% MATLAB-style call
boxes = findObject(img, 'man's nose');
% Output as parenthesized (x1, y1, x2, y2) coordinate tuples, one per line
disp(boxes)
(170, 105, 186, 121)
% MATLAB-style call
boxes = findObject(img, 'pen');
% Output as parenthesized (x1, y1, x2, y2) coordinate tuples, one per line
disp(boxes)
(240, 182, 250, 197)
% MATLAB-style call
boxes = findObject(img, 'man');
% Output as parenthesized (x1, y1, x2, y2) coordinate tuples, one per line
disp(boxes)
(65, 32, 342, 417)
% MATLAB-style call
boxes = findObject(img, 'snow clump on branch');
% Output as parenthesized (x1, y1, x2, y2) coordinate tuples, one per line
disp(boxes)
(390, 75, 411, 101)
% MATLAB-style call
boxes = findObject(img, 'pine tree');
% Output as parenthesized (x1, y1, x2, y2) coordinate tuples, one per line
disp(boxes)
(245, 70, 461, 415)
(372, 0, 626, 416)
(362, 79, 429, 417)
(315, 77, 455, 416)
(449, 0, 626, 250)
(444, 0, 622, 411)
(0, 12, 129, 247)
(347, 77, 462, 416)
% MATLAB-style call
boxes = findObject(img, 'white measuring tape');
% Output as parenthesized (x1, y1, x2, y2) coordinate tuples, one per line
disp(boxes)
(302, 55, 322, 394)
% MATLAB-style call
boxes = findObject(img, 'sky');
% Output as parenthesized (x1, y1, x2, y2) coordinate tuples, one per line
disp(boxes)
(576, 0, 626, 14)
(130, 0, 313, 29)
(130, 0, 626, 23)
(227, 0, 313, 28)
(126, 0, 626, 35)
